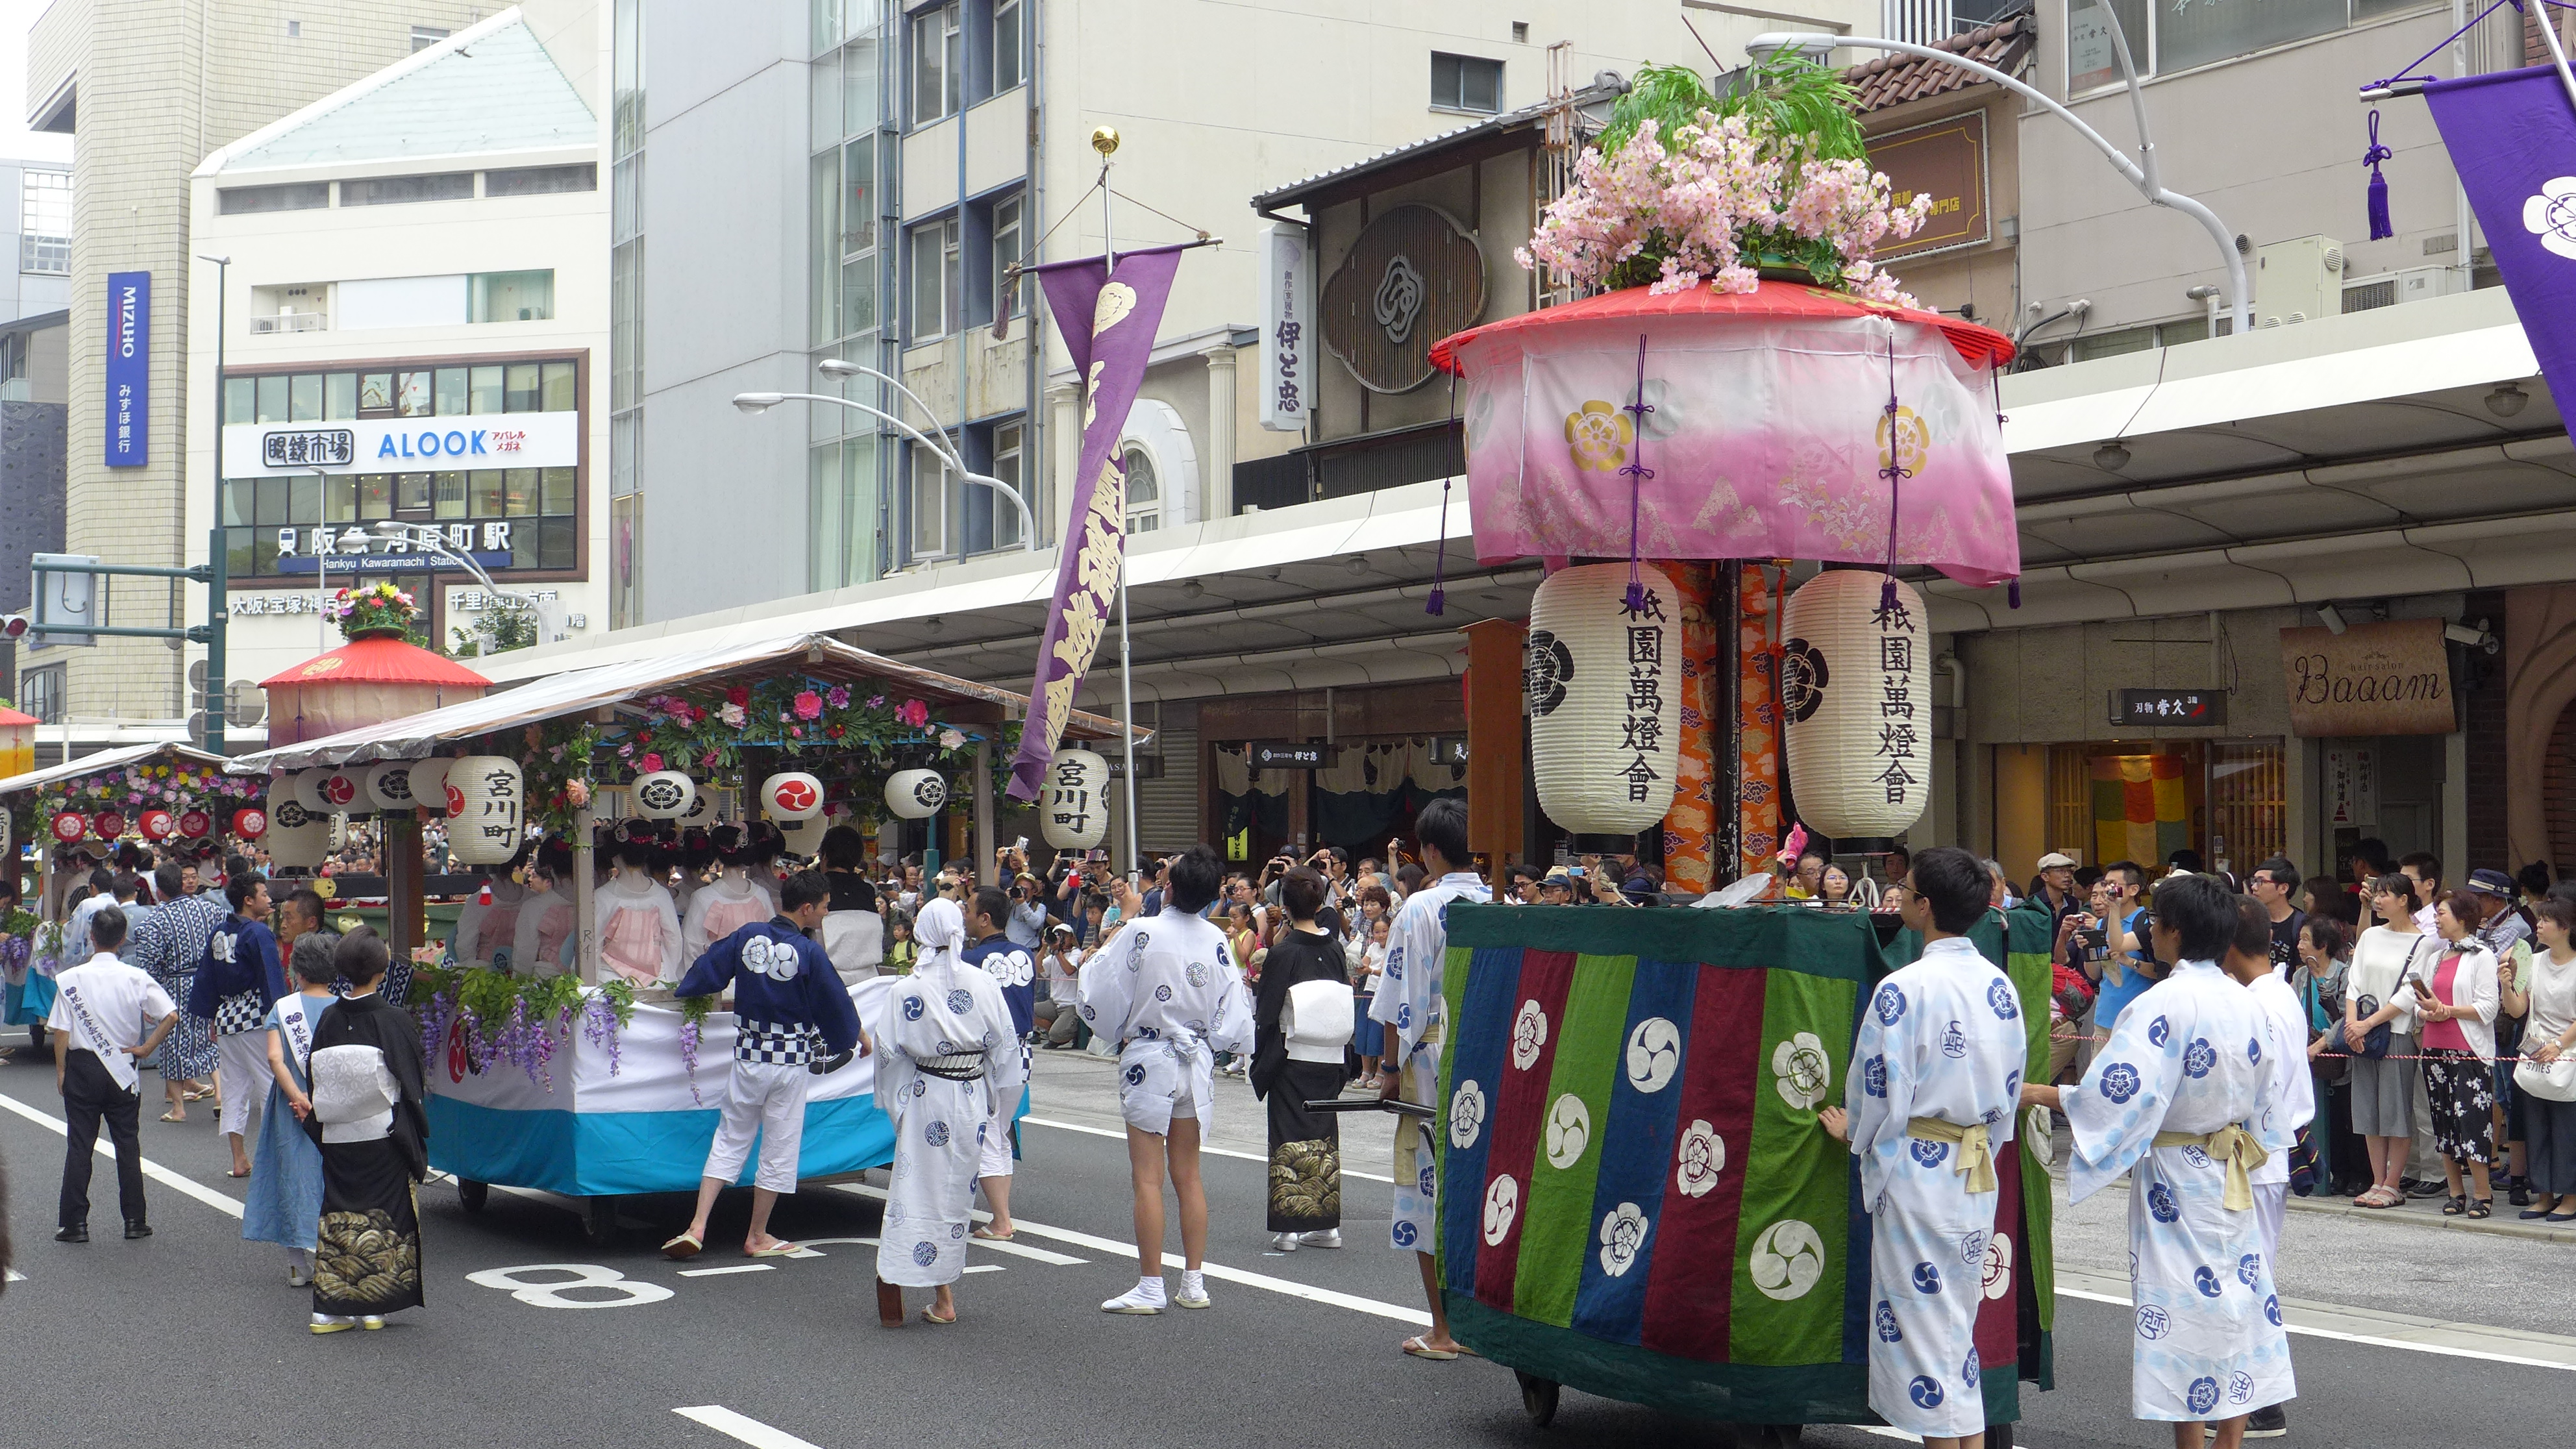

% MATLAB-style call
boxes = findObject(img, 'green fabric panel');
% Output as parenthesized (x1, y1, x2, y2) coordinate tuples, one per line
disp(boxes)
(1449, 1293, 1891, 1428)
(2001, 905, 2059, 1338)
(1448, 903, 1882, 982)
(2090, 774, 2127, 823)
(1513, 952, 1637, 1327)
(1433, 941, 1478, 1289)
(2156, 818, 2190, 865)
(1729, 967, 1857, 1365)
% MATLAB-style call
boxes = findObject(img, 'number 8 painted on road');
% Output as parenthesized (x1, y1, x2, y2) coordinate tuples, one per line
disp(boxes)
(465, 1263, 675, 1309)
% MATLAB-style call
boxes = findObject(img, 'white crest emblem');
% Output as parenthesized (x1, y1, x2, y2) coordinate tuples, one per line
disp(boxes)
(1676, 1119, 1726, 1197)
(1748, 1219, 1826, 1301)
(1510, 998, 1549, 1069)
(2527, 176, 2576, 261)
(1625, 1016, 1681, 1093)
(1598, 1202, 1650, 1277)
(1542, 1093, 1591, 1169)
(741, 934, 799, 982)
(1481, 1174, 1520, 1246)
(1448, 1079, 1487, 1149)
(1772, 1031, 1832, 1109)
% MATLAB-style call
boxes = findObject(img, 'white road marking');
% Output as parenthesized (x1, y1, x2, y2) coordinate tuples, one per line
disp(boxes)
(2055, 1269, 2576, 1372)
(965, 1263, 1006, 1274)
(971, 1234, 1086, 1265)
(674, 1405, 824, 1449)
(0, 1089, 245, 1219)
(5, 1269, 25, 1283)
(834, 1182, 1430, 1326)
(1022, 1112, 1396, 1182)
(678, 1264, 774, 1278)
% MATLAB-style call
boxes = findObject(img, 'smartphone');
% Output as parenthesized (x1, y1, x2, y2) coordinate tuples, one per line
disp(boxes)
(1567, 865, 1586, 879)
(1014, 836, 1028, 852)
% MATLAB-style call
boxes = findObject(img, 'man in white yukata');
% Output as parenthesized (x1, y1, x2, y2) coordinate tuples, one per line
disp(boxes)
(661, 871, 863, 1261)
(874, 896, 1023, 1326)
(1078, 844, 1252, 1315)
(2222, 895, 2314, 1441)
(1369, 797, 1488, 1360)
(1820, 847, 2027, 1449)
(2022, 873, 2297, 1449)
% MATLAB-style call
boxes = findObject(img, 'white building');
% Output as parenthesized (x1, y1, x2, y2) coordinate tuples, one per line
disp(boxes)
(184, 9, 610, 699)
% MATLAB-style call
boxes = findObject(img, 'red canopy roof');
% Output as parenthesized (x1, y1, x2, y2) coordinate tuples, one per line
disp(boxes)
(1430, 279, 2016, 374)
(260, 635, 493, 689)
(0, 706, 37, 727)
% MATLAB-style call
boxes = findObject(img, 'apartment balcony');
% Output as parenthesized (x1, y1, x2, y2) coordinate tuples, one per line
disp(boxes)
(249, 311, 329, 335)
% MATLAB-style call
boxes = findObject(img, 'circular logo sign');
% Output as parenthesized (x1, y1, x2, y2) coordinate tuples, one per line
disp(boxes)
(1779, 638, 1829, 723)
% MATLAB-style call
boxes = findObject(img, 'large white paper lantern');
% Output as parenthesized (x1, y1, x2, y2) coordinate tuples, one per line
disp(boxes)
(885, 769, 948, 821)
(762, 771, 824, 821)
(1780, 569, 1932, 842)
(404, 758, 452, 811)
(775, 811, 828, 858)
(266, 777, 329, 871)
(1040, 749, 1109, 850)
(445, 755, 525, 865)
(1526, 562, 1681, 836)
(364, 760, 419, 812)
(290, 767, 336, 814)
(316, 764, 367, 813)
(634, 769, 697, 820)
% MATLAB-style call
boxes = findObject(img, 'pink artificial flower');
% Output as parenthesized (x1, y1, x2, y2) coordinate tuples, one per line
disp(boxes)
(864, 695, 886, 710)
(638, 752, 663, 773)
(896, 699, 930, 728)
(825, 686, 851, 710)
(719, 702, 747, 728)
(793, 690, 824, 721)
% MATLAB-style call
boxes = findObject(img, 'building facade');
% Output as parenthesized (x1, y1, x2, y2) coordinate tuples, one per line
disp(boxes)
(184, 10, 610, 699)
(24, 0, 496, 732)
(0, 158, 73, 325)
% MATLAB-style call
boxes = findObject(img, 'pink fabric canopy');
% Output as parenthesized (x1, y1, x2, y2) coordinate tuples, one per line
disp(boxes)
(1432, 282, 2022, 588)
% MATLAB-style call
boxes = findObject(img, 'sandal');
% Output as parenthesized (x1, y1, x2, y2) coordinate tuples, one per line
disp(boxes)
(2359, 1186, 2399, 1208)
(661, 1231, 704, 1261)
(921, 1304, 956, 1326)
(2466, 1198, 2493, 1220)
(158, 1110, 185, 1124)
(2440, 1195, 2467, 1216)
(1402, 1335, 1459, 1361)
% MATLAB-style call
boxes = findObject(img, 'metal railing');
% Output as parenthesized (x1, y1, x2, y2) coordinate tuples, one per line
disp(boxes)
(248, 312, 328, 334)
(1882, 0, 1953, 45)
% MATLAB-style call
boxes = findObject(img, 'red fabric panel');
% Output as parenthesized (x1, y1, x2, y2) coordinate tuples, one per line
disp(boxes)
(1474, 948, 1581, 1311)
(1637, 964, 1768, 1359)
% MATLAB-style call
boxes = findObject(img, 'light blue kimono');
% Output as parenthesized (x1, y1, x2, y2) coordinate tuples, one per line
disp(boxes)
(242, 989, 332, 1254)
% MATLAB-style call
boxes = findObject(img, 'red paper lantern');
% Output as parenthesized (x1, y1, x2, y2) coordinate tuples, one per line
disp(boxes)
(177, 809, 212, 838)
(232, 807, 269, 839)
(93, 811, 129, 839)
(50, 811, 89, 843)
(139, 809, 176, 841)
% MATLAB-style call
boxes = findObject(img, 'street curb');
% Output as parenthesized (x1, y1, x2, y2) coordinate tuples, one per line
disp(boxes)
(2283, 1191, 2576, 1246)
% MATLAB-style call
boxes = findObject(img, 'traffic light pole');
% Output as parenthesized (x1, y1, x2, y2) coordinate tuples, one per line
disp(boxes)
(23, 538, 230, 750)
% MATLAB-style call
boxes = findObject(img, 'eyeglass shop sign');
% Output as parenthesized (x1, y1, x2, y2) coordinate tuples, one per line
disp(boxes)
(220, 411, 584, 475)
(103, 271, 151, 467)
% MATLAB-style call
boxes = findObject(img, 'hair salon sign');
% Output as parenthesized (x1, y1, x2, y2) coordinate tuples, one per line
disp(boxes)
(2278, 618, 2453, 737)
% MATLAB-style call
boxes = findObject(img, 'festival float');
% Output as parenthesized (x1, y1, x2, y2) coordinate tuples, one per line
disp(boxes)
(1414, 56, 2051, 1441)
(230, 588, 1135, 1243)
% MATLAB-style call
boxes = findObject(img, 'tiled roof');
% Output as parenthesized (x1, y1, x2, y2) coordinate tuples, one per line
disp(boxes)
(1844, 14, 2037, 114)
(207, 9, 593, 175)
(1254, 79, 1624, 213)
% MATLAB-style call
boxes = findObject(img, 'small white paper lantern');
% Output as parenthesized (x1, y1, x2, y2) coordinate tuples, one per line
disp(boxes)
(403, 758, 452, 812)
(290, 767, 336, 815)
(777, 813, 828, 857)
(266, 777, 329, 871)
(445, 754, 525, 865)
(763, 771, 825, 822)
(1526, 562, 1681, 836)
(633, 769, 697, 820)
(1040, 749, 1109, 850)
(1780, 569, 1932, 841)
(885, 769, 948, 820)
(316, 764, 367, 813)
(364, 760, 419, 811)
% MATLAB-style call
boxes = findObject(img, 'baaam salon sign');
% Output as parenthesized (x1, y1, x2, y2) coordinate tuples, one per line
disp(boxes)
(2279, 618, 2455, 736)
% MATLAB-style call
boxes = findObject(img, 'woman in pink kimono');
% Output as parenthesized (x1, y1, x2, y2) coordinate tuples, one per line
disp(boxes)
(511, 839, 579, 978)
(597, 832, 684, 985)
(682, 825, 773, 966)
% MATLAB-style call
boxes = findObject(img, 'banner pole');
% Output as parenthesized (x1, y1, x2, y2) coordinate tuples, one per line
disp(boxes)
(1103, 158, 1141, 880)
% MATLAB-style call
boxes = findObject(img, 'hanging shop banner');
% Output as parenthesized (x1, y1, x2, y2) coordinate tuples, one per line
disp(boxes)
(2278, 617, 2453, 737)
(2324, 746, 2379, 828)
(2423, 65, 2576, 444)
(220, 411, 584, 475)
(2110, 687, 2227, 728)
(1259, 221, 1312, 432)
(1006, 243, 1189, 802)
(104, 271, 151, 467)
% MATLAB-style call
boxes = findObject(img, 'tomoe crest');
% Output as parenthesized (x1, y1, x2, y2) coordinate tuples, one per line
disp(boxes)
(1524, 628, 1572, 717)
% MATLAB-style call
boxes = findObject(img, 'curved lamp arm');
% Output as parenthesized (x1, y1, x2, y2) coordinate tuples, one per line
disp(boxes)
(1752, 30, 2251, 336)
(734, 391, 1042, 551)
(365, 523, 538, 610)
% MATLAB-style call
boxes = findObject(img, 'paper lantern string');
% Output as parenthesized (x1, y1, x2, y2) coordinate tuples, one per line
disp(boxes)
(1429, 370, 1456, 617)
(1620, 336, 1655, 612)
(1877, 337, 1910, 615)
(2360, 110, 2395, 242)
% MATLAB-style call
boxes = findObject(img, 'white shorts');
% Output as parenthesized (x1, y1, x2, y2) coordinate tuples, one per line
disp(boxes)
(702, 1059, 810, 1194)
(217, 1030, 269, 1137)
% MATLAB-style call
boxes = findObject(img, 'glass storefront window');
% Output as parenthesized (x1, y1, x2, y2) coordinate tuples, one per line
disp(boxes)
(359, 474, 395, 519)
(254, 477, 288, 526)
(397, 473, 432, 512)
(289, 373, 323, 422)
(256, 375, 288, 423)
(436, 367, 468, 415)
(360, 373, 393, 412)
(505, 468, 540, 515)
(224, 377, 255, 424)
(471, 470, 506, 517)
(505, 364, 541, 412)
(435, 471, 469, 519)
(325, 475, 357, 522)
(324, 372, 356, 419)
(541, 361, 576, 412)
(221, 480, 251, 526)
(395, 372, 432, 416)
(469, 365, 504, 414)
(290, 473, 321, 525)
(541, 466, 576, 515)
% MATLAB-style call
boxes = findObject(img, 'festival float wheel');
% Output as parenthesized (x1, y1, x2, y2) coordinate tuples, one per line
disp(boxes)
(581, 1193, 621, 1246)
(1515, 1371, 1561, 1429)
(455, 1179, 489, 1214)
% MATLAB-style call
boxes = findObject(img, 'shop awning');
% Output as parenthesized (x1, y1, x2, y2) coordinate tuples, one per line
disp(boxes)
(0, 742, 232, 798)
(225, 632, 1144, 773)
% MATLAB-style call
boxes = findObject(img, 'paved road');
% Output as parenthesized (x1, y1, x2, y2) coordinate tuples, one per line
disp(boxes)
(2, 1043, 2570, 1448)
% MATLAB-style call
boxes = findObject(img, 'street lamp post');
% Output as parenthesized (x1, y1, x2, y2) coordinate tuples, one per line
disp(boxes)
(364, 523, 539, 654)
(731, 391, 1041, 550)
(197, 253, 230, 752)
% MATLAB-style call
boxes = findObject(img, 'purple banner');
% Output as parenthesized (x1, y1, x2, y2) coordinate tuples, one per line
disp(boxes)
(1006, 244, 1188, 801)
(2423, 65, 2576, 440)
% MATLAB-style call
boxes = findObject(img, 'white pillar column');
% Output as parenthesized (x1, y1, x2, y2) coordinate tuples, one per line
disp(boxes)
(1201, 344, 1238, 523)
(1047, 381, 1082, 546)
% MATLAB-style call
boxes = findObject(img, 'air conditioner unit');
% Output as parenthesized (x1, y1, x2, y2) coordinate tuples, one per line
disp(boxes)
(2255, 235, 2344, 328)
(2342, 264, 2462, 314)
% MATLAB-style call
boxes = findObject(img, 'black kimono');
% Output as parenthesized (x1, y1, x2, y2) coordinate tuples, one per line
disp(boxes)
(304, 991, 430, 1319)
(1250, 928, 1349, 1234)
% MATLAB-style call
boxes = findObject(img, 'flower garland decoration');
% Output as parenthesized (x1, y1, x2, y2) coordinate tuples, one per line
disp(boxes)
(409, 960, 638, 1087)
(479, 718, 601, 832)
(29, 760, 267, 842)
(1517, 56, 1931, 305)
(332, 580, 417, 639)
(618, 678, 1016, 806)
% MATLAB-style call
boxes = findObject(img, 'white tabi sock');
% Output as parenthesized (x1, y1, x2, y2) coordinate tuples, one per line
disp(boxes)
(1101, 1276, 1167, 1314)
(1176, 1270, 1210, 1308)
